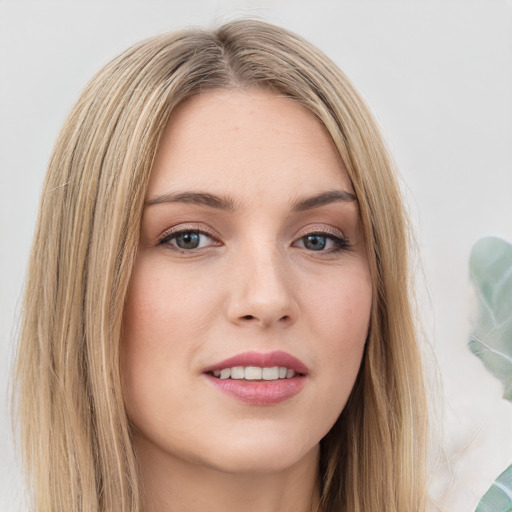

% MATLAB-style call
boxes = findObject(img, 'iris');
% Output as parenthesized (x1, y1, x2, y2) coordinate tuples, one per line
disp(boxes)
(303, 235, 327, 251)
(175, 231, 200, 249)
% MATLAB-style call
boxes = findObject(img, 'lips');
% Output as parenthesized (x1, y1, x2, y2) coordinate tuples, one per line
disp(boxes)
(203, 350, 308, 405)
(203, 350, 309, 375)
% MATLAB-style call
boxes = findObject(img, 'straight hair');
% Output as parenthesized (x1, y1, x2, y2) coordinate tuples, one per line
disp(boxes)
(13, 19, 428, 512)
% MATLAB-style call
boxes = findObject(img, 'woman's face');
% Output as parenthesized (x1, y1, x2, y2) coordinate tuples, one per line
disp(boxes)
(122, 88, 372, 474)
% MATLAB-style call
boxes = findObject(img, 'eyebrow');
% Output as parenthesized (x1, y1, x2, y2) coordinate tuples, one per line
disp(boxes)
(291, 189, 357, 211)
(145, 188, 356, 211)
(146, 191, 236, 211)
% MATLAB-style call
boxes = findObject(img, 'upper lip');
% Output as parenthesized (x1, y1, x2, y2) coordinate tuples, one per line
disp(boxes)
(203, 350, 309, 375)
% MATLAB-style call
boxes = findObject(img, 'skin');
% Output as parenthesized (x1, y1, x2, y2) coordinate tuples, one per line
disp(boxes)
(122, 88, 372, 512)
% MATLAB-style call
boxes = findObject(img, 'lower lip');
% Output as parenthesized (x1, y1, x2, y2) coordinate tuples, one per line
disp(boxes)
(204, 374, 306, 405)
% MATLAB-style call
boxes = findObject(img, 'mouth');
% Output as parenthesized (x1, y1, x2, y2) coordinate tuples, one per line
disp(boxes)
(209, 366, 300, 380)
(203, 351, 307, 405)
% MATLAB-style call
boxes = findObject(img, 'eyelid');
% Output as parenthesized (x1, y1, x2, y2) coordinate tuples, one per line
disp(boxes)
(158, 223, 221, 248)
(294, 224, 346, 240)
(292, 225, 352, 252)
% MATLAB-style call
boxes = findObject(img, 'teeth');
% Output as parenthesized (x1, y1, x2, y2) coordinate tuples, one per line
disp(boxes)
(231, 366, 245, 379)
(211, 366, 299, 380)
(219, 368, 231, 380)
(262, 366, 279, 380)
(245, 366, 262, 380)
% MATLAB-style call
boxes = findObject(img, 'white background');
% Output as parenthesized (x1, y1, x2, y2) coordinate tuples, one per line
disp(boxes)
(1, 1, 512, 511)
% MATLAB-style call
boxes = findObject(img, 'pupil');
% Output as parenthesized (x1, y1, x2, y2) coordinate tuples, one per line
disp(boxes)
(176, 232, 200, 249)
(304, 235, 326, 251)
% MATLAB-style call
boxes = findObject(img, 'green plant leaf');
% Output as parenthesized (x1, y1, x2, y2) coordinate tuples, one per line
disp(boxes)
(475, 465, 512, 512)
(469, 236, 512, 401)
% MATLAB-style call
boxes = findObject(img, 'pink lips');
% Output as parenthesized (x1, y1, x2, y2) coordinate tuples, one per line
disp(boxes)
(203, 350, 308, 406)
(203, 350, 308, 374)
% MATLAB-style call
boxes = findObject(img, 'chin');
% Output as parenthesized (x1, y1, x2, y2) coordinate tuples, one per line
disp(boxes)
(176, 422, 322, 475)
(200, 440, 320, 476)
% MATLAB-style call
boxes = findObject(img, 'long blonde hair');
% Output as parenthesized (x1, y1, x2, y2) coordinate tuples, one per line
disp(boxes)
(13, 19, 428, 512)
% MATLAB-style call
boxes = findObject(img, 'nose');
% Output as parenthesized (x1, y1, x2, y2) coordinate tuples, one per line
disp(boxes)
(226, 244, 299, 328)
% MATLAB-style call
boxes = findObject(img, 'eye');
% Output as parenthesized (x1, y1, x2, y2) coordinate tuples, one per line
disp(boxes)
(294, 232, 351, 253)
(159, 229, 219, 252)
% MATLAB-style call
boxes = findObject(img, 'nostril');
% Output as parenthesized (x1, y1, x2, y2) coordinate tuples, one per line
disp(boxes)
(240, 314, 290, 322)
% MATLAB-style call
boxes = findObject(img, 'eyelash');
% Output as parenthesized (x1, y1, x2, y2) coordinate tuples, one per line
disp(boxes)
(158, 227, 220, 253)
(158, 227, 352, 254)
(293, 231, 352, 253)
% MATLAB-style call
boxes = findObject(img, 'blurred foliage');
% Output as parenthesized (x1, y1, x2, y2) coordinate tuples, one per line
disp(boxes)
(475, 465, 512, 512)
(469, 236, 512, 512)
(469, 236, 512, 401)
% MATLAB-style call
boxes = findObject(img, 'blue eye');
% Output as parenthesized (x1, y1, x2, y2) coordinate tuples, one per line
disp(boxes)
(174, 231, 201, 249)
(296, 233, 351, 253)
(160, 230, 216, 251)
(303, 234, 327, 251)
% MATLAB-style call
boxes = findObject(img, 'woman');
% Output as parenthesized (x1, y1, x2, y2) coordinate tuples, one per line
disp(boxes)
(13, 19, 428, 512)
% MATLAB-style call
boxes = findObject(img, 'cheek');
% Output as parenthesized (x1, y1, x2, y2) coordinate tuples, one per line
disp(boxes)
(303, 266, 371, 402)
(123, 256, 221, 345)
(120, 257, 216, 412)
(308, 265, 372, 344)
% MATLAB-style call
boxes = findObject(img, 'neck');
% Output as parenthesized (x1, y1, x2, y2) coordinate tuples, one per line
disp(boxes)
(135, 437, 321, 512)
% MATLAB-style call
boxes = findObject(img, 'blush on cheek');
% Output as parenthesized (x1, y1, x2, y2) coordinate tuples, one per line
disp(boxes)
(324, 288, 371, 375)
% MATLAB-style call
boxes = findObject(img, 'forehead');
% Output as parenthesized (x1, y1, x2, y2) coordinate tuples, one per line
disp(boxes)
(148, 88, 353, 200)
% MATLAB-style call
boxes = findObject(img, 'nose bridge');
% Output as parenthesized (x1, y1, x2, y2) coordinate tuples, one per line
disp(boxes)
(227, 237, 297, 327)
